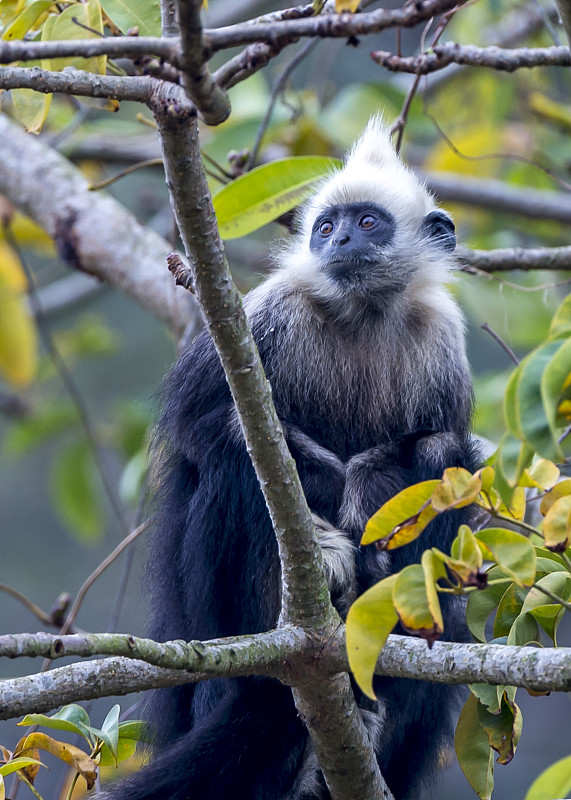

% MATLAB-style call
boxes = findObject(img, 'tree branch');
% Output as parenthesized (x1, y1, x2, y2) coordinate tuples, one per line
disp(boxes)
(1, 632, 570, 721)
(0, 114, 199, 335)
(204, 0, 469, 52)
(459, 245, 571, 272)
(0, 36, 179, 65)
(152, 96, 389, 800)
(423, 171, 571, 225)
(175, 0, 230, 124)
(371, 43, 571, 75)
(0, 65, 153, 101)
(0, 0, 467, 66)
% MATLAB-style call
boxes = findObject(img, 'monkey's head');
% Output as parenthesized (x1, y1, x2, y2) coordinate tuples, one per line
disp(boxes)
(279, 116, 457, 318)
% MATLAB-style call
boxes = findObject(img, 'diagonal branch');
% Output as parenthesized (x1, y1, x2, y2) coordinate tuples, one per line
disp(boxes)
(0, 114, 199, 334)
(175, 0, 230, 124)
(151, 99, 390, 800)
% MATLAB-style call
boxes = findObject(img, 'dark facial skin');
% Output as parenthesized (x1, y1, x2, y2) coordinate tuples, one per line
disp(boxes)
(309, 202, 396, 277)
(309, 203, 456, 283)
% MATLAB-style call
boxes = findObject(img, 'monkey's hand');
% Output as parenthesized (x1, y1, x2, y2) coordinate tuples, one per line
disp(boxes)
(412, 431, 470, 478)
(311, 513, 356, 616)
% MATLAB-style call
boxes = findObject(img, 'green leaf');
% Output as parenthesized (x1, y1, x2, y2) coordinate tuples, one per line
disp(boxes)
(493, 434, 533, 507)
(506, 612, 539, 646)
(362, 480, 440, 548)
(518, 340, 564, 460)
(524, 754, 571, 800)
(393, 563, 443, 642)
(477, 694, 522, 765)
(493, 583, 528, 638)
(50, 441, 103, 542)
(1, 0, 56, 40)
(469, 683, 504, 714)
(213, 157, 342, 239)
(542, 337, 571, 435)
(48, 3, 106, 74)
(476, 529, 536, 587)
(466, 574, 508, 642)
(20, 705, 93, 743)
(504, 366, 524, 439)
(98, 719, 150, 766)
(0, 757, 45, 777)
(346, 574, 399, 700)
(455, 694, 495, 800)
(99, 0, 161, 36)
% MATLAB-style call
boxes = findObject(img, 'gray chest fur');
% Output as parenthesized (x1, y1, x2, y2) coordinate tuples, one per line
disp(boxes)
(248, 283, 470, 456)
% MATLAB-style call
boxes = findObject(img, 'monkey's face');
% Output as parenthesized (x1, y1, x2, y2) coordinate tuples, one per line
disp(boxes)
(310, 202, 396, 281)
(308, 201, 456, 297)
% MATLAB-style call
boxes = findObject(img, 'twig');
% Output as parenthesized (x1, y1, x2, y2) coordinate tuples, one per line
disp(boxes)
(392, 4, 459, 152)
(175, 0, 230, 124)
(58, 518, 153, 637)
(481, 322, 520, 366)
(372, 42, 571, 75)
(88, 158, 164, 191)
(0, 584, 53, 627)
(248, 38, 320, 168)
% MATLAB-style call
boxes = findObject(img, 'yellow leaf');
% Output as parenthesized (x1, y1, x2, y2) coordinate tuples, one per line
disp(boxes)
(346, 574, 399, 700)
(431, 467, 482, 512)
(10, 88, 52, 134)
(1, 212, 54, 253)
(393, 564, 443, 644)
(0, 242, 38, 387)
(542, 495, 571, 552)
(335, 0, 360, 10)
(540, 478, 571, 517)
(520, 459, 560, 492)
(362, 480, 440, 548)
(15, 733, 97, 790)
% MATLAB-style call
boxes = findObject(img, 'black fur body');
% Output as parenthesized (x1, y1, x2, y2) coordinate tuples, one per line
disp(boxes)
(107, 119, 479, 800)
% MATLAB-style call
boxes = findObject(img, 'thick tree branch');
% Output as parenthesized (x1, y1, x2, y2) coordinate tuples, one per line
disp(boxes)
(0, 114, 199, 334)
(1, 632, 570, 722)
(372, 43, 571, 75)
(152, 101, 389, 800)
(152, 110, 332, 631)
(175, 0, 230, 124)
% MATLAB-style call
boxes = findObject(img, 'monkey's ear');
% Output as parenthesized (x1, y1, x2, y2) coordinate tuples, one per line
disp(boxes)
(422, 211, 456, 252)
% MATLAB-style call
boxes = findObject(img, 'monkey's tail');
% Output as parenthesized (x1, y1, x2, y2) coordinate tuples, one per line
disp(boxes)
(98, 679, 307, 800)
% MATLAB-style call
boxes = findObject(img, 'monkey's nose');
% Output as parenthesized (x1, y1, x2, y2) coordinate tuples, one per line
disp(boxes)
(333, 233, 350, 246)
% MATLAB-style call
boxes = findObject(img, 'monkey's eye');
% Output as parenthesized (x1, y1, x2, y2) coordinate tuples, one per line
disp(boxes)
(319, 220, 334, 236)
(359, 215, 376, 230)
